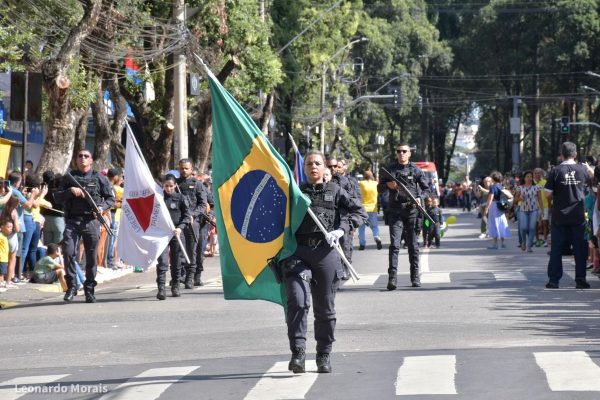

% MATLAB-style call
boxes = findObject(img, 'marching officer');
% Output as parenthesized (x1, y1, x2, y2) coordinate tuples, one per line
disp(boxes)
(326, 157, 366, 279)
(176, 159, 208, 289)
(156, 174, 191, 300)
(283, 150, 364, 374)
(56, 149, 115, 303)
(378, 144, 430, 290)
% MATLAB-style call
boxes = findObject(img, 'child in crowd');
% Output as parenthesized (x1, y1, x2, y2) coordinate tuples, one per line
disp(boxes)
(30, 243, 67, 292)
(424, 196, 444, 248)
(0, 219, 11, 288)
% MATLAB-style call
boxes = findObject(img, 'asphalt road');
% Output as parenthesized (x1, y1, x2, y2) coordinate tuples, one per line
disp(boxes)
(2, 209, 600, 400)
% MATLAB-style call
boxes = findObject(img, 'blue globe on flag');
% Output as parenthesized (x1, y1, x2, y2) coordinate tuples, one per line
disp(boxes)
(230, 170, 287, 243)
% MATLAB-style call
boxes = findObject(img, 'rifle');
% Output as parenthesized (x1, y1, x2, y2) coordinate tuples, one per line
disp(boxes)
(380, 167, 435, 225)
(65, 172, 114, 236)
(200, 211, 217, 228)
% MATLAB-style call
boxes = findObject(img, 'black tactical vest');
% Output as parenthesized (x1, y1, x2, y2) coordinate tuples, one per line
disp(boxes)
(177, 177, 199, 210)
(164, 192, 184, 225)
(297, 182, 337, 235)
(69, 171, 102, 217)
(394, 164, 419, 202)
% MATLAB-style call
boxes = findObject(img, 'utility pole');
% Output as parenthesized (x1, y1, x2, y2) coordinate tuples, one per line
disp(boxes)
(510, 96, 521, 171)
(173, 0, 188, 163)
(320, 69, 326, 154)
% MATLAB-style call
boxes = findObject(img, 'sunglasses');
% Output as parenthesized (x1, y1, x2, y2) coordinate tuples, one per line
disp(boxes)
(78, 154, 91, 159)
(327, 164, 338, 168)
(396, 149, 409, 154)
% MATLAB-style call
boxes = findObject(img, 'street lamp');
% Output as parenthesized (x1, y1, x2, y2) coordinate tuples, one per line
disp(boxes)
(319, 37, 369, 154)
(582, 85, 600, 95)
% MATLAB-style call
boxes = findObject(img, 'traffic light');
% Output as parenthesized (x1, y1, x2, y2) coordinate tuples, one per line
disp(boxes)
(560, 116, 570, 134)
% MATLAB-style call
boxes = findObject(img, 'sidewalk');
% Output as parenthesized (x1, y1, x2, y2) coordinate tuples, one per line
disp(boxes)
(0, 266, 135, 308)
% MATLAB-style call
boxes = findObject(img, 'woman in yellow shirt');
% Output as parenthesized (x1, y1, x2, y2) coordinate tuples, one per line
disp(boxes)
(358, 170, 382, 250)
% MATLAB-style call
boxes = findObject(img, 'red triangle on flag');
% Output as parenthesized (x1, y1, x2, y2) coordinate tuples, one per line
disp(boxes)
(127, 194, 155, 232)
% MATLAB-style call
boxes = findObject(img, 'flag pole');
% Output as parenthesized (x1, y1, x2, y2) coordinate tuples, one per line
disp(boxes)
(286, 133, 360, 282)
(306, 208, 360, 282)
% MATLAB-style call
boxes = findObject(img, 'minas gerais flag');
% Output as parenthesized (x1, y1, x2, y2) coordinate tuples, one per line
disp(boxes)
(208, 73, 310, 305)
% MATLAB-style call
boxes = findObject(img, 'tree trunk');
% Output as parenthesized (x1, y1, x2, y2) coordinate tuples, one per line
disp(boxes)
(259, 91, 275, 135)
(71, 109, 89, 169)
(443, 114, 461, 185)
(36, 0, 102, 174)
(91, 81, 112, 169)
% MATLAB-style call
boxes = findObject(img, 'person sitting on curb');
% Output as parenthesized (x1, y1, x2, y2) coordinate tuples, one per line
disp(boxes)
(30, 243, 68, 292)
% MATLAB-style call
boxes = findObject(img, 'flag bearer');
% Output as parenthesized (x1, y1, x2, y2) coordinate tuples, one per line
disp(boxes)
(283, 150, 364, 374)
(156, 174, 191, 300)
(176, 159, 208, 289)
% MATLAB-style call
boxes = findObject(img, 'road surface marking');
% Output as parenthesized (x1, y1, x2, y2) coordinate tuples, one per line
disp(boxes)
(534, 351, 600, 391)
(98, 366, 199, 400)
(0, 375, 69, 400)
(420, 272, 451, 284)
(396, 355, 457, 395)
(493, 271, 527, 281)
(343, 274, 381, 287)
(244, 361, 318, 400)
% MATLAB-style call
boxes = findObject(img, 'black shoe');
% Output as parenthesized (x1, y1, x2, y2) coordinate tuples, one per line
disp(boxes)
(184, 275, 194, 289)
(288, 347, 306, 373)
(358, 245, 365, 251)
(545, 282, 559, 289)
(63, 287, 77, 302)
(411, 280, 421, 288)
(194, 273, 204, 287)
(85, 292, 96, 303)
(157, 286, 166, 300)
(316, 353, 331, 373)
(387, 273, 397, 291)
(376, 239, 383, 250)
(171, 283, 181, 297)
(576, 280, 591, 289)
(341, 266, 350, 281)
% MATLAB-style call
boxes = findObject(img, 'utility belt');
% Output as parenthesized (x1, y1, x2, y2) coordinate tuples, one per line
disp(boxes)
(392, 201, 416, 210)
(68, 213, 95, 221)
(297, 235, 326, 247)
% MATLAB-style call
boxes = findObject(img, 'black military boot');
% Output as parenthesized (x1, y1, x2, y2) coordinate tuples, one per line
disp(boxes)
(194, 271, 204, 287)
(185, 273, 194, 289)
(387, 270, 397, 291)
(316, 353, 332, 373)
(288, 347, 306, 374)
(411, 269, 421, 288)
(84, 288, 96, 303)
(171, 282, 181, 297)
(63, 287, 77, 302)
(156, 284, 166, 300)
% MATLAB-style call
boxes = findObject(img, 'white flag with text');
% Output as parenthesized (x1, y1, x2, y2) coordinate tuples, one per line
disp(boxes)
(117, 124, 175, 269)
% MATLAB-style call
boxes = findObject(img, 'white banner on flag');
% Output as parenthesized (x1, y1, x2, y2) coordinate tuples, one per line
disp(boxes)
(117, 124, 175, 269)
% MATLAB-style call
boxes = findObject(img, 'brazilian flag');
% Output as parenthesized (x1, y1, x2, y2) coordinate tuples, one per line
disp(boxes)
(209, 74, 310, 305)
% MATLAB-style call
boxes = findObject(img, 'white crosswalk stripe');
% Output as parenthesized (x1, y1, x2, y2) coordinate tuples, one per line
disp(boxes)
(342, 273, 381, 286)
(493, 271, 527, 281)
(244, 361, 319, 400)
(395, 355, 457, 395)
(420, 272, 451, 284)
(534, 351, 600, 391)
(98, 366, 200, 400)
(0, 374, 70, 400)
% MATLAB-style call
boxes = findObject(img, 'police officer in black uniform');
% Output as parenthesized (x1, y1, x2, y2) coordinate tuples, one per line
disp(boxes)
(176, 159, 208, 289)
(156, 174, 191, 300)
(56, 149, 115, 303)
(378, 144, 430, 290)
(326, 158, 366, 279)
(284, 150, 364, 374)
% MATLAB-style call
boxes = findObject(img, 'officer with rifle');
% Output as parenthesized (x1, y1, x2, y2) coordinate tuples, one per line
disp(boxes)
(55, 149, 115, 303)
(176, 159, 208, 288)
(378, 144, 430, 290)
